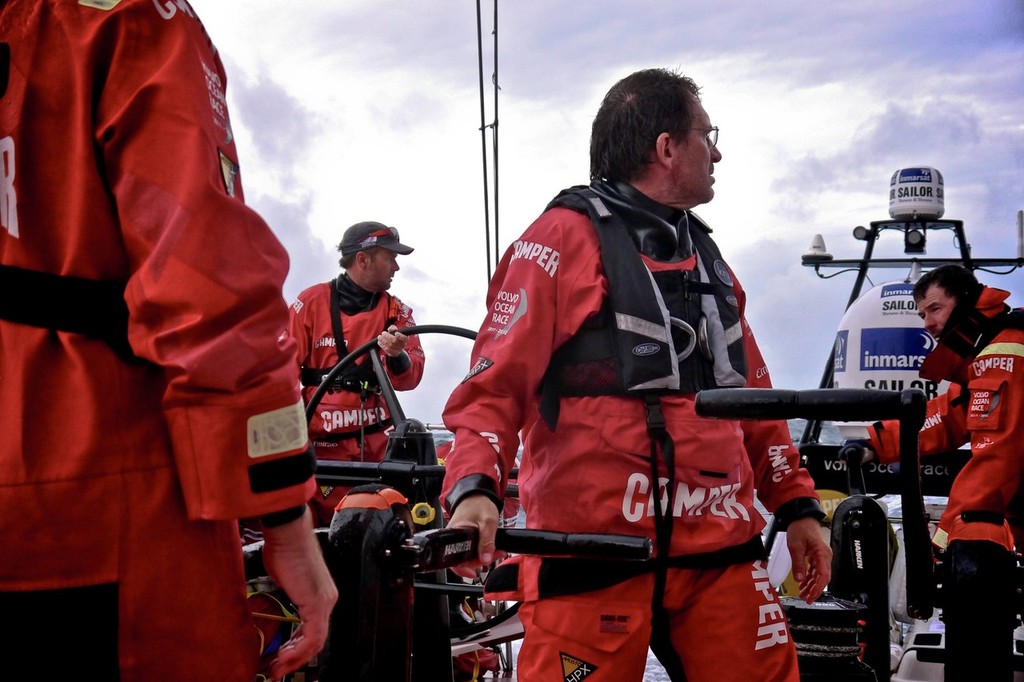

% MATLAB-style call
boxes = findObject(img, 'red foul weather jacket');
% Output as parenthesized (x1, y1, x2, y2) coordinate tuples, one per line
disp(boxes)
(441, 203, 820, 562)
(287, 280, 424, 459)
(1, 1, 314, 678)
(869, 288, 1024, 549)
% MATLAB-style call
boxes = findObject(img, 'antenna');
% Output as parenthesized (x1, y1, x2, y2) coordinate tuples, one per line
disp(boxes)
(906, 260, 923, 283)
(802, 234, 833, 263)
(1017, 210, 1023, 260)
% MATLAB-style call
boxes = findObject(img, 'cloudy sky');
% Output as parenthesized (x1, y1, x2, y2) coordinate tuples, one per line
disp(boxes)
(193, 0, 1024, 425)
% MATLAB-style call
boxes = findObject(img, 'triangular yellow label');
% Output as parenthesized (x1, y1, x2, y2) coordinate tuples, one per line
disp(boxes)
(560, 652, 598, 681)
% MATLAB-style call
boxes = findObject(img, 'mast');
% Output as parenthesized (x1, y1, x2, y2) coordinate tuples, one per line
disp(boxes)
(475, 0, 500, 283)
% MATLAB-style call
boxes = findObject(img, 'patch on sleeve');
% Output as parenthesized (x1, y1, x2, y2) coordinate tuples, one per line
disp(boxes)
(247, 399, 309, 459)
(79, 0, 124, 9)
(494, 288, 528, 337)
(219, 149, 240, 197)
(462, 356, 493, 383)
(966, 378, 1005, 431)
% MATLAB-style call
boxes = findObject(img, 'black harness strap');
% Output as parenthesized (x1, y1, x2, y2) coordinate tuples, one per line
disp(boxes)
(322, 279, 396, 458)
(643, 394, 677, 641)
(0, 264, 133, 360)
(300, 367, 367, 392)
(329, 277, 347, 354)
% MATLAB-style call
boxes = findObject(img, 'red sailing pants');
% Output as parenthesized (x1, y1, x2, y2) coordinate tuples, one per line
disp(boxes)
(514, 560, 799, 682)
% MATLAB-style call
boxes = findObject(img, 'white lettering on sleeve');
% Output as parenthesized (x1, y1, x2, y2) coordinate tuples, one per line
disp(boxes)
(1, 136, 18, 238)
(509, 240, 560, 277)
(151, 0, 194, 19)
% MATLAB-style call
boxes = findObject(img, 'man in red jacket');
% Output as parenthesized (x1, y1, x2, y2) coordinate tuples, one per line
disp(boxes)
(0, 1, 335, 679)
(287, 221, 425, 524)
(866, 264, 1024, 681)
(441, 68, 831, 682)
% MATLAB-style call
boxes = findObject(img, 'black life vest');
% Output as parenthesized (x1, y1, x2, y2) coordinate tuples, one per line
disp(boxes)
(539, 182, 747, 429)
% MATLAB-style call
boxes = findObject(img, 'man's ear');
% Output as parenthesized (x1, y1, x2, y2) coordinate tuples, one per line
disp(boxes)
(650, 131, 676, 169)
(356, 249, 382, 271)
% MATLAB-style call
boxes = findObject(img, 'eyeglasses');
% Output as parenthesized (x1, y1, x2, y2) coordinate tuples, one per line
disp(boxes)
(693, 126, 719, 147)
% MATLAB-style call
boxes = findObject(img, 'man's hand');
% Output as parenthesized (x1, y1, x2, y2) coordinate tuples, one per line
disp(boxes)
(446, 494, 503, 580)
(377, 325, 408, 358)
(786, 516, 832, 604)
(261, 507, 338, 679)
(840, 438, 876, 463)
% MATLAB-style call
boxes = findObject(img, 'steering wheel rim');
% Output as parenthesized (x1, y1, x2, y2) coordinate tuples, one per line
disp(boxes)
(304, 324, 477, 422)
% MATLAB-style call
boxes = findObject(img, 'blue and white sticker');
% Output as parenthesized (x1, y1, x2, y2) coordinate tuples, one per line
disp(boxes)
(632, 343, 661, 357)
(713, 260, 733, 286)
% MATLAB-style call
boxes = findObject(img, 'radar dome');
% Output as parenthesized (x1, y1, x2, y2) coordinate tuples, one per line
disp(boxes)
(889, 167, 944, 220)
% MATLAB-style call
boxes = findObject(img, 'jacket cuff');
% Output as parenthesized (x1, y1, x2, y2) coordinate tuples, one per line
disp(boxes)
(387, 350, 412, 374)
(774, 497, 826, 530)
(445, 474, 503, 514)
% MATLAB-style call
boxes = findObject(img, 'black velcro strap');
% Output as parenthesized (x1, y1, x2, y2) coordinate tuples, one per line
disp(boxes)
(0, 264, 132, 358)
(260, 504, 306, 528)
(248, 447, 317, 493)
(960, 510, 1005, 526)
(0, 43, 9, 98)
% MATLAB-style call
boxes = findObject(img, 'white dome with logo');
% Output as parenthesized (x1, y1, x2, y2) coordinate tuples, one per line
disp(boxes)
(831, 280, 949, 435)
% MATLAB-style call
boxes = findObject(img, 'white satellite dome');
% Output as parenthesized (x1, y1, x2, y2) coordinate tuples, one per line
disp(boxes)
(888, 167, 944, 220)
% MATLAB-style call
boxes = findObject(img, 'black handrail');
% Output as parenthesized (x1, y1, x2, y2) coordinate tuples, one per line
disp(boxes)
(304, 324, 477, 421)
(695, 387, 932, 618)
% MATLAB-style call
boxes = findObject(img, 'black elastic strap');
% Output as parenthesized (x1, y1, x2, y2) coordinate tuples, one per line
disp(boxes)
(248, 447, 317, 494)
(0, 43, 9, 99)
(0, 264, 133, 359)
(260, 504, 306, 528)
(961, 510, 1005, 526)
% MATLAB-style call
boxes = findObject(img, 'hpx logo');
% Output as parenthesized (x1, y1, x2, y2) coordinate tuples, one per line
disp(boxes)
(880, 283, 914, 299)
(859, 328, 935, 371)
(833, 330, 849, 373)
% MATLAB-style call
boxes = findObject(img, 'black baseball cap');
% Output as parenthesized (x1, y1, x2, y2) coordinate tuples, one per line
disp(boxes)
(338, 221, 414, 256)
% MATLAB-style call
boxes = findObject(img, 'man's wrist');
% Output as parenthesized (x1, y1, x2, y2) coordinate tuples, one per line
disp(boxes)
(387, 351, 411, 373)
(774, 497, 826, 530)
(445, 474, 503, 515)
